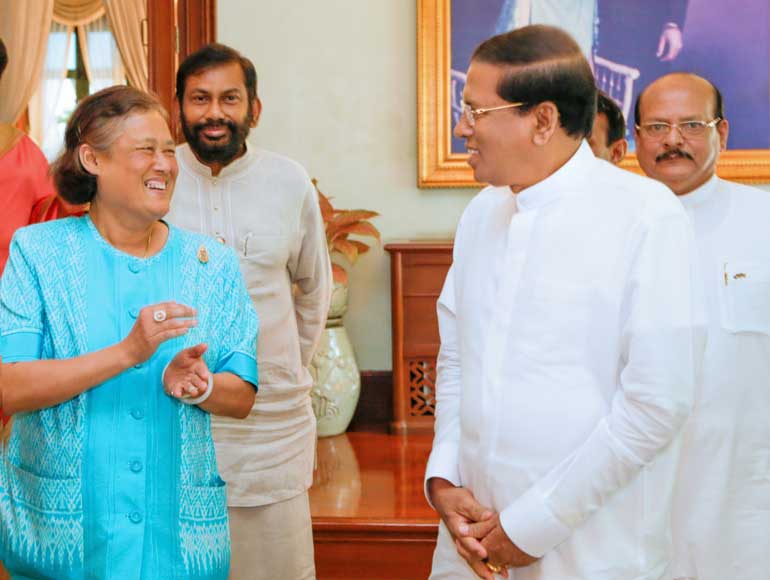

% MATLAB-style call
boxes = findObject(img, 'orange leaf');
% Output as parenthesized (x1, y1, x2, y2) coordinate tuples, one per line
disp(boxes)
(332, 238, 359, 263)
(313, 180, 335, 224)
(332, 263, 348, 285)
(350, 240, 370, 254)
(331, 221, 381, 242)
(328, 211, 379, 229)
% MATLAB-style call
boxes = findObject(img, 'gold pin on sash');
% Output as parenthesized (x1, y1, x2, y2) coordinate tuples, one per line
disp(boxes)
(197, 244, 209, 264)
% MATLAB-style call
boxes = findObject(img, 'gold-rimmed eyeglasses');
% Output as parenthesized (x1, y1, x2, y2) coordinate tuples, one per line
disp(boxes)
(635, 118, 722, 140)
(461, 101, 525, 127)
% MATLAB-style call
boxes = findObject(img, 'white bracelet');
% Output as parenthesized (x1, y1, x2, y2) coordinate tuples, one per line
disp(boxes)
(161, 360, 215, 406)
(180, 373, 214, 406)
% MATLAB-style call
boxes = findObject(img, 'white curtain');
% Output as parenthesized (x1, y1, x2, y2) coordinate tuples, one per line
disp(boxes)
(0, 0, 55, 123)
(79, 14, 126, 93)
(103, 0, 148, 91)
(29, 21, 74, 159)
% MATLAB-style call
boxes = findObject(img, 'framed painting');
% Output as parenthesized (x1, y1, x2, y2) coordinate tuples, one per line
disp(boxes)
(417, 0, 770, 188)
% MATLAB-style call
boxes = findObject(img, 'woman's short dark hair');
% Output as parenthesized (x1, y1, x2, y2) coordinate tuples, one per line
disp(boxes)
(0, 38, 8, 80)
(472, 25, 596, 139)
(52, 86, 168, 205)
(176, 43, 258, 105)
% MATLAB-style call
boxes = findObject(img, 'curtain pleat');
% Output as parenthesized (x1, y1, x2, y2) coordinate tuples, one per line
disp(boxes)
(0, 0, 55, 124)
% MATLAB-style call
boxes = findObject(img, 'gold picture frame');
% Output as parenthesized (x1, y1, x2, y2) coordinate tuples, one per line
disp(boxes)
(417, 0, 770, 188)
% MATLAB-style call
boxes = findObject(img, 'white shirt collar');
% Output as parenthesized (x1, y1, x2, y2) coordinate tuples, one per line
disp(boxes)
(678, 174, 719, 209)
(179, 140, 256, 180)
(516, 141, 594, 212)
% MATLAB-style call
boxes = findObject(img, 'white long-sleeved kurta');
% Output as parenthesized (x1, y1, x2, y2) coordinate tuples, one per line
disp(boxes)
(669, 176, 770, 580)
(167, 143, 331, 506)
(426, 143, 704, 580)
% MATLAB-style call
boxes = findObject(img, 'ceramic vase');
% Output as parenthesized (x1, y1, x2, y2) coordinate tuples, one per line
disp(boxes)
(310, 282, 361, 437)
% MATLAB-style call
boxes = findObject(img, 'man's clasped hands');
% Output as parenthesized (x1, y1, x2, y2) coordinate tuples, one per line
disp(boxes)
(428, 478, 540, 579)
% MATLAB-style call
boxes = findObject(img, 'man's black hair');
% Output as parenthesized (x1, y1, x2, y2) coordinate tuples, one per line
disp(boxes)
(596, 91, 626, 145)
(176, 43, 257, 104)
(472, 25, 597, 138)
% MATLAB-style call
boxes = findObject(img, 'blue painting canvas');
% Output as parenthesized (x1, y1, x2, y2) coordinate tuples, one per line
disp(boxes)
(450, 0, 770, 154)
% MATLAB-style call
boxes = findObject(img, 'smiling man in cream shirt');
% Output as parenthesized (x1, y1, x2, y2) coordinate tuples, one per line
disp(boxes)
(167, 44, 331, 580)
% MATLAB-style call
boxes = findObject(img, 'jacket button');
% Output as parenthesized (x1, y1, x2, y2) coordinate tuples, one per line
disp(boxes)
(128, 511, 143, 524)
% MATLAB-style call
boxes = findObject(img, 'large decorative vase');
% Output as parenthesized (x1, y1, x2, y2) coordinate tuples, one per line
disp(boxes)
(310, 281, 361, 437)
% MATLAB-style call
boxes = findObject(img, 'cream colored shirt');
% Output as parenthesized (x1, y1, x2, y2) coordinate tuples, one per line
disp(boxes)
(426, 143, 704, 579)
(670, 176, 770, 580)
(168, 143, 331, 506)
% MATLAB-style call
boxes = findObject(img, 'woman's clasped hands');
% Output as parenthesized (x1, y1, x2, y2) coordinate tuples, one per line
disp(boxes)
(120, 301, 211, 400)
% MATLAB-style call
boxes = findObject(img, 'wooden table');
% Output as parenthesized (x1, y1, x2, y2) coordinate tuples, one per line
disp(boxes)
(310, 432, 439, 579)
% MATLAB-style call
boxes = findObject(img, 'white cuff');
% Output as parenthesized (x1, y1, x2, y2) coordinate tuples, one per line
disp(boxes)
(499, 486, 572, 558)
(424, 441, 461, 509)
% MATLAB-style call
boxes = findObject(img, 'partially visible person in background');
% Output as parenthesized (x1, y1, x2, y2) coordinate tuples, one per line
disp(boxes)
(635, 72, 770, 580)
(0, 37, 82, 439)
(588, 91, 628, 164)
(0, 37, 56, 274)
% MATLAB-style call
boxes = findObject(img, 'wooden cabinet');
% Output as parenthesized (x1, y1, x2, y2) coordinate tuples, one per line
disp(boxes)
(385, 241, 453, 434)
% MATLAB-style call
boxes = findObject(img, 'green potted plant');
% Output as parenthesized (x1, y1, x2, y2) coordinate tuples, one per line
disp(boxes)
(310, 178, 380, 437)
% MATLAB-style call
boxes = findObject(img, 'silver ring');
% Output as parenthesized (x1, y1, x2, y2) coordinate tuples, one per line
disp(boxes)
(153, 309, 167, 322)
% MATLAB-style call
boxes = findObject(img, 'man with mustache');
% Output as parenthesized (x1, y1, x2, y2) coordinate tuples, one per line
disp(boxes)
(427, 25, 702, 580)
(167, 43, 331, 580)
(635, 72, 770, 580)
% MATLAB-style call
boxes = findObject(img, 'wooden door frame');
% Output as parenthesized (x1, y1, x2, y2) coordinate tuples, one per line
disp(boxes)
(146, 0, 216, 135)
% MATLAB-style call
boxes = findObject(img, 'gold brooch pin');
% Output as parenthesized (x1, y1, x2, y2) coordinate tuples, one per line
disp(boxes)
(197, 244, 209, 264)
(734, 273, 747, 279)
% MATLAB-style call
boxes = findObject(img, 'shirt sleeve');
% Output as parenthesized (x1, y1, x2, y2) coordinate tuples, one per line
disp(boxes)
(213, 252, 259, 390)
(500, 210, 705, 557)
(290, 178, 332, 367)
(0, 234, 45, 362)
(424, 264, 463, 505)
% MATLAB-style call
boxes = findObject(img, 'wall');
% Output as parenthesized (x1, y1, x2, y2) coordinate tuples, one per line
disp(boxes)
(218, 0, 475, 370)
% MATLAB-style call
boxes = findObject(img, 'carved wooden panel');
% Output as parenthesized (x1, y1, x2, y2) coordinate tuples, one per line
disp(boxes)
(386, 241, 452, 434)
(408, 359, 436, 417)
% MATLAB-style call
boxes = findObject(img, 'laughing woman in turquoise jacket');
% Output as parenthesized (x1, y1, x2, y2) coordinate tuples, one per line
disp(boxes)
(0, 86, 258, 580)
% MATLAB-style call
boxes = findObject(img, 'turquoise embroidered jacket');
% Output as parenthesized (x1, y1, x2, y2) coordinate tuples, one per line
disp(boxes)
(0, 217, 258, 579)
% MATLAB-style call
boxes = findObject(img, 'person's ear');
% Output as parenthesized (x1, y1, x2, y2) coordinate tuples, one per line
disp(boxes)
(250, 98, 262, 128)
(78, 144, 101, 175)
(532, 102, 559, 146)
(609, 138, 628, 165)
(717, 118, 729, 151)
